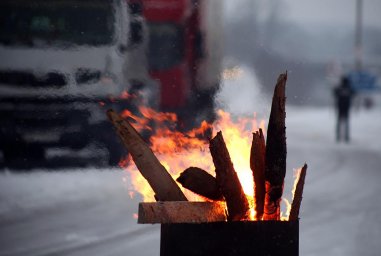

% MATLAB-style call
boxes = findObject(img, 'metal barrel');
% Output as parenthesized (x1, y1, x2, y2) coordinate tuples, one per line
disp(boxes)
(160, 221, 299, 256)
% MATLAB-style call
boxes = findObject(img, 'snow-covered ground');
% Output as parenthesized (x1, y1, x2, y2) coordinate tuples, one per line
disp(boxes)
(1, 107, 380, 256)
(287, 106, 381, 256)
(1, 67, 381, 255)
(0, 170, 160, 256)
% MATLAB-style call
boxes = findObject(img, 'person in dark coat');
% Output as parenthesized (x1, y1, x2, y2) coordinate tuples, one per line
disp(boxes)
(334, 76, 355, 142)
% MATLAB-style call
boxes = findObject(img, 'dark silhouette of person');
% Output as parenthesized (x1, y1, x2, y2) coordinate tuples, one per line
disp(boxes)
(334, 76, 355, 142)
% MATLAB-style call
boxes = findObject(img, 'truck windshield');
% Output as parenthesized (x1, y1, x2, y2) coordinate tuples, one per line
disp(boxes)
(147, 23, 184, 71)
(0, 0, 115, 47)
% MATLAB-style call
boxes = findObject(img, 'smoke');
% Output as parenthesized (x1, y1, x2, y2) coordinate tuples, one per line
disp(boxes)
(215, 61, 269, 117)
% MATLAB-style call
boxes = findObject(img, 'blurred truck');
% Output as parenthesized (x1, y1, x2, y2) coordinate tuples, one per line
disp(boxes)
(0, 0, 156, 168)
(141, 0, 223, 128)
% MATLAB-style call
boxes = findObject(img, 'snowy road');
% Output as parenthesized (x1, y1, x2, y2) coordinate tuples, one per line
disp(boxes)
(0, 171, 160, 256)
(1, 106, 381, 256)
(287, 107, 381, 256)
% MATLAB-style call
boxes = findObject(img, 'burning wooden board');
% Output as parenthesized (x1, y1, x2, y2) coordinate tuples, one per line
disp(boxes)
(107, 109, 187, 202)
(138, 201, 227, 224)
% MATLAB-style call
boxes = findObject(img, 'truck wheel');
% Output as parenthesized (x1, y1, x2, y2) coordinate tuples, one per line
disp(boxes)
(91, 121, 127, 167)
(107, 144, 125, 167)
(3, 144, 45, 169)
(60, 132, 89, 150)
(182, 86, 219, 131)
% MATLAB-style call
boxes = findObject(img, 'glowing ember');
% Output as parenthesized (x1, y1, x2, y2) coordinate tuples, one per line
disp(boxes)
(128, 191, 135, 199)
(222, 66, 244, 80)
(120, 90, 137, 100)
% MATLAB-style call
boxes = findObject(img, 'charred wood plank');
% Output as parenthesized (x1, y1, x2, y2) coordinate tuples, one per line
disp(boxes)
(209, 131, 250, 221)
(250, 128, 266, 220)
(176, 167, 223, 201)
(107, 109, 187, 201)
(289, 164, 307, 221)
(264, 73, 287, 220)
(138, 202, 226, 223)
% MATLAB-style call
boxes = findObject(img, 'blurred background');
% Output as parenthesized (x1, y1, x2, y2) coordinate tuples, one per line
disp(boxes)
(1, 0, 380, 255)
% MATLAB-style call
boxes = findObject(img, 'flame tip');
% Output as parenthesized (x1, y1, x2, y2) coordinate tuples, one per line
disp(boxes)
(122, 106, 268, 205)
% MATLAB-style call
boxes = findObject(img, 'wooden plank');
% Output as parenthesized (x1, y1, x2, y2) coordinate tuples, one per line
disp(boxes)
(250, 128, 266, 220)
(176, 167, 223, 201)
(264, 73, 287, 220)
(107, 109, 187, 201)
(289, 164, 307, 221)
(138, 202, 227, 224)
(210, 131, 250, 221)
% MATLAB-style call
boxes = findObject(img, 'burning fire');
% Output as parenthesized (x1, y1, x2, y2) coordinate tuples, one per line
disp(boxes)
(120, 106, 297, 221)
(278, 166, 305, 221)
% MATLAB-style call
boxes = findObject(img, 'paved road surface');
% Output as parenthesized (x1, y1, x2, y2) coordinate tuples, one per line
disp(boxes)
(1, 107, 381, 256)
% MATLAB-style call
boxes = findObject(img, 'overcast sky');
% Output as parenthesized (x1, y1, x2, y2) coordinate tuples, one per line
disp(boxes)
(224, 0, 381, 29)
(282, 0, 381, 28)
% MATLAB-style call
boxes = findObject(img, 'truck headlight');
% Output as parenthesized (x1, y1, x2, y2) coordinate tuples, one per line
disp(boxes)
(75, 68, 101, 85)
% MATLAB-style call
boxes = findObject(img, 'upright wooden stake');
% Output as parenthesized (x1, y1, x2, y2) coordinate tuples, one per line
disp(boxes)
(263, 73, 287, 220)
(250, 128, 266, 220)
(289, 164, 307, 221)
(107, 109, 187, 201)
(210, 131, 249, 221)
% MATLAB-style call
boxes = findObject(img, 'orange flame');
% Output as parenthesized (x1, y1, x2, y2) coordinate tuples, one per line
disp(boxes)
(281, 198, 291, 221)
(121, 107, 265, 207)
(120, 106, 298, 221)
(284, 166, 304, 220)
(128, 191, 135, 199)
(120, 90, 137, 100)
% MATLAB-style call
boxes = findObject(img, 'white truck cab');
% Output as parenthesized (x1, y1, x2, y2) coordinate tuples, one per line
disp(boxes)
(0, 0, 156, 168)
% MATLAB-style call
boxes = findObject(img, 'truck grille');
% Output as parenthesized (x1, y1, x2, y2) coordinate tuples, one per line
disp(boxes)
(75, 68, 101, 85)
(0, 70, 67, 87)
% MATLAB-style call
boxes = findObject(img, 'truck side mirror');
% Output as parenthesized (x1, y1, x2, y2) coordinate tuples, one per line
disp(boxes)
(129, 20, 143, 47)
(195, 31, 204, 59)
(118, 44, 128, 54)
(128, 2, 143, 15)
